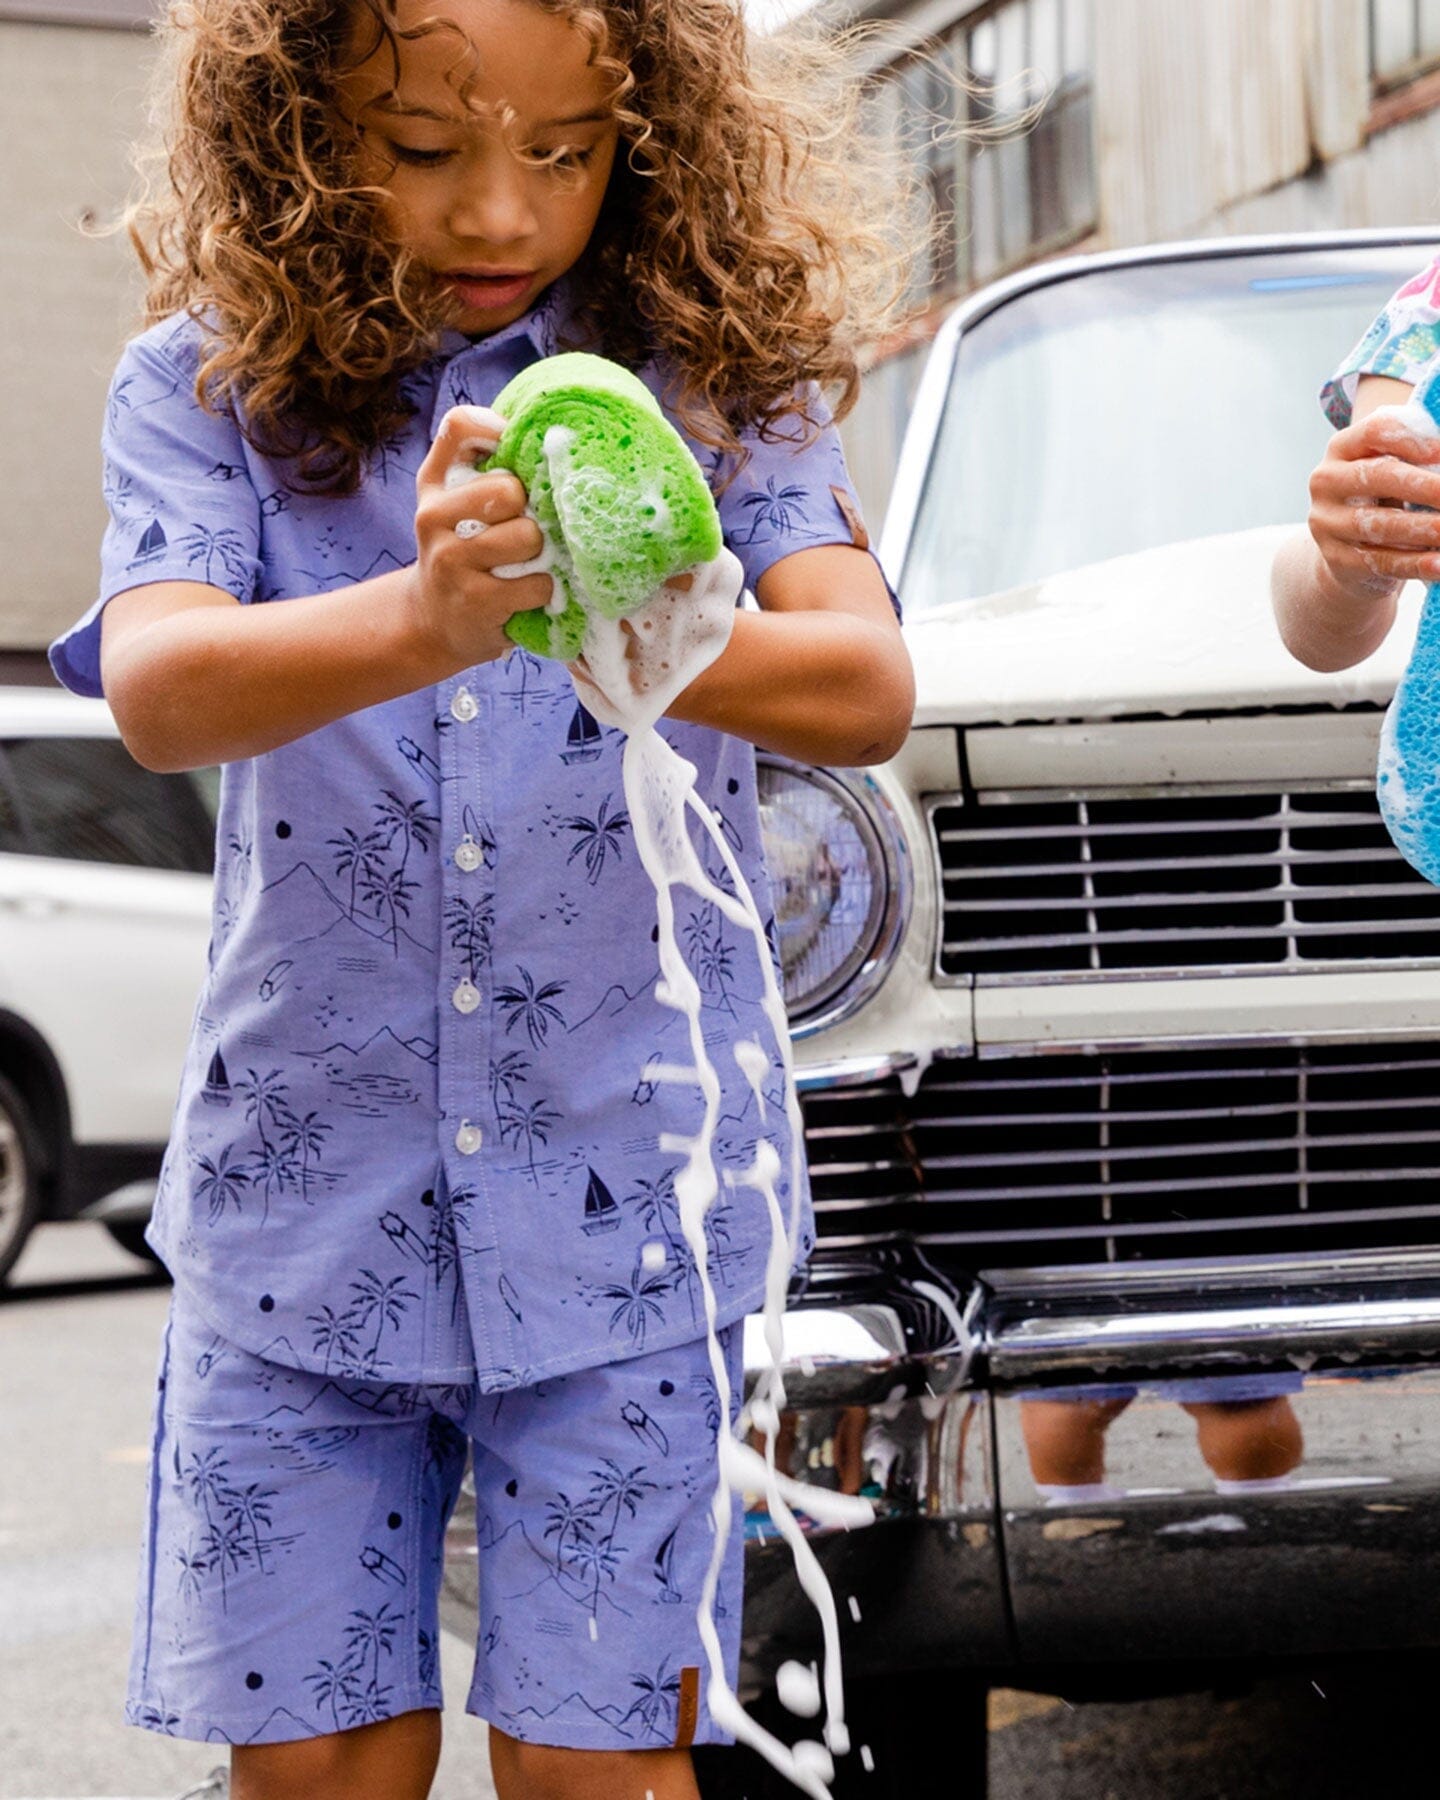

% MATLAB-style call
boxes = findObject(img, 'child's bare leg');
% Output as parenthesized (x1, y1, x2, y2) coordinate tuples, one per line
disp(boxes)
(1181, 1397, 1304, 1482)
(230, 1708, 441, 1800)
(489, 1726, 700, 1800)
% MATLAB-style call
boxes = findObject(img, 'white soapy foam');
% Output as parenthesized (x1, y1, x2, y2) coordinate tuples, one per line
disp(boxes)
(777, 1660, 822, 1718)
(860, 1744, 875, 1773)
(640, 1239, 668, 1273)
(556, 509, 874, 1795)
(847, 1595, 862, 1622)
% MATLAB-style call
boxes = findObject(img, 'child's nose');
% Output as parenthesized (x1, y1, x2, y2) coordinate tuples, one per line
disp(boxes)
(446, 160, 537, 247)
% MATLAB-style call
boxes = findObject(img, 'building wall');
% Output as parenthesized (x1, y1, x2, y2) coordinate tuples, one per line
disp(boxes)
(844, 0, 1440, 534)
(1, 17, 155, 652)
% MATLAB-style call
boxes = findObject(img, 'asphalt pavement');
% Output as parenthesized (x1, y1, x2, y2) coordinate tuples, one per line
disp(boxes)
(1, 1223, 1434, 1799)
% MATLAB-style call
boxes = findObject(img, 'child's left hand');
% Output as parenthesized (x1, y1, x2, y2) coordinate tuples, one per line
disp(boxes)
(568, 547, 743, 732)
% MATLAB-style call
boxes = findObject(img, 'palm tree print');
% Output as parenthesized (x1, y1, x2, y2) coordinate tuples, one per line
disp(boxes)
(563, 796, 630, 884)
(591, 1253, 675, 1350)
(344, 1602, 403, 1687)
(543, 1492, 596, 1572)
(494, 967, 568, 1048)
(308, 1303, 362, 1371)
(622, 1660, 684, 1739)
(488, 1051, 531, 1112)
(346, 1269, 419, 1362)
(498, 1095, 560, 1184)
(733, 477, 814, 544)
(280, 1110, 333, 1201)
(358, 863, 421, 955)
(234, 1068, 291, 1152)
(328, 825, 386, 919)
(177, 523, 254, 587)
(446, 892, 495, 983)
(621, 1169, 693, 1319)
(588, 1459, 657, 1576)
(224, 1481, 279, 1571)
(374, 790, 439, 882)
(195, 1145, 251, 1224)
(683, 907, 737, 1014)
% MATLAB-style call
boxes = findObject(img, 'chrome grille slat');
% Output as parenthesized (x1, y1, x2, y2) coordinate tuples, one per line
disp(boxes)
(801, 1044, 1440, 1267)
(932, 784, 1440, 977)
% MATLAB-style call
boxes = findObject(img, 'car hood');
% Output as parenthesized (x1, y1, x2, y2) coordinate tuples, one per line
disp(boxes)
(903, 523, 1425, 727)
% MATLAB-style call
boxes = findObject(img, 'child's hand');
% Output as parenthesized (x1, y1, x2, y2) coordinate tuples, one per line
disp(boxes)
(406, 405, 554, 666)
(568, 549, 742, 732)
(1309, 402, 1440, 603)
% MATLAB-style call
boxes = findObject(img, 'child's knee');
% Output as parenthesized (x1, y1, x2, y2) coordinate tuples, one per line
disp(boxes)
(488, 1727, 697, 1800)
(231, 1708, 441, 1800)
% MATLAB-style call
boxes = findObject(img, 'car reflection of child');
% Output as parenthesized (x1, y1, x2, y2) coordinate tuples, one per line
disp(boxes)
(1273, 257, 1440, 666)
(45, 4, 916, 1797)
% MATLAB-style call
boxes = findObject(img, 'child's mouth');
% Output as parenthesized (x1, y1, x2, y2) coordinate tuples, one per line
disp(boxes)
(444, 270, 536, 310)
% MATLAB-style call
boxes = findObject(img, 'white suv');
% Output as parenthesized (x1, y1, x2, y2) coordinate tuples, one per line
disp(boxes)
(0, 687, 213, 1281)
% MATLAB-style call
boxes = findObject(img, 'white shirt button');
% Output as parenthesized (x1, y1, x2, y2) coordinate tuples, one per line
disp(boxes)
(452, 978, 481, 1014)
(454, 836, 483, 873)
(454, 1120, 483, 1155)
(450, 686, 478, 723)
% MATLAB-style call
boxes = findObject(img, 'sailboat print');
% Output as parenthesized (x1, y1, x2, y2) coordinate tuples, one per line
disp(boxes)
(200, 1045, 233, 1107)
(581, 1166, 620, 1236)
(653, 1525, 682, 1603)
(133, 518, 167, 559)
(561, 702, 603, 765)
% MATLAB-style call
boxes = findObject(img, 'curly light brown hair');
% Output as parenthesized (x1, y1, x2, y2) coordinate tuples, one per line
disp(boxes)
(109, 0, 932, 496)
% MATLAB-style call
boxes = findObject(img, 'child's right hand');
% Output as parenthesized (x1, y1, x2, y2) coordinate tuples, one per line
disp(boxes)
(406, 405, 554, 666)
(1308, 395, 1440, 604)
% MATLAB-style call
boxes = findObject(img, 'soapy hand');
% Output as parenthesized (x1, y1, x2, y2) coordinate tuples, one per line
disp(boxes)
(406, 405, 554, 668)
(1309, 399, 1440, 602)
(567, 547, 743, 734)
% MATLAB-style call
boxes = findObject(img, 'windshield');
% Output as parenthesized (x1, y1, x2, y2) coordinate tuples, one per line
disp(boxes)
(900, 247, 1437, 611)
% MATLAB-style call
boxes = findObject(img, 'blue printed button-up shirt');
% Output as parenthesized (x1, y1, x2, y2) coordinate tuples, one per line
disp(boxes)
(51, 285, 885, 1389)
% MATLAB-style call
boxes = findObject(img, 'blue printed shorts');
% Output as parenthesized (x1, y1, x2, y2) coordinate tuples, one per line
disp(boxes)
(128, 1285, 745, 1750)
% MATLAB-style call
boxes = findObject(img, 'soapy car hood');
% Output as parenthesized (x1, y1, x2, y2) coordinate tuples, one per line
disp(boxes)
(903, 523, 1424, 729)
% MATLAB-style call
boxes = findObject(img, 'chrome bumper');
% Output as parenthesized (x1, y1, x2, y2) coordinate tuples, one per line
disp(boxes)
(728, 1247, 1440, 1689)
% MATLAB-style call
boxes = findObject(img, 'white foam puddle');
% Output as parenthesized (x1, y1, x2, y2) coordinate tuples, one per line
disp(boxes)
(572, 546, 874, 1796)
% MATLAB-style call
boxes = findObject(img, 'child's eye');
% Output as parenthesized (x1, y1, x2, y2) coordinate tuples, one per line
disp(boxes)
(387, 142, 454, 166)
(524, 144, 597, 173)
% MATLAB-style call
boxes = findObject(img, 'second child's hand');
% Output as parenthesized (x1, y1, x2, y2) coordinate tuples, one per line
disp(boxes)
(1309, 401, 1440, 602)
(405, 404, 554, 667)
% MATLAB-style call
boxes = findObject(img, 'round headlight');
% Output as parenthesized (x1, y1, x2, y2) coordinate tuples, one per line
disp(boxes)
(756, 757, 908, 1031)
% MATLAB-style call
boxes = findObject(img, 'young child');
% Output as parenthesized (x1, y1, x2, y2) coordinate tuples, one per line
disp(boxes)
(49, 2, 915, 1796)
(1273, 254, 1440, 669)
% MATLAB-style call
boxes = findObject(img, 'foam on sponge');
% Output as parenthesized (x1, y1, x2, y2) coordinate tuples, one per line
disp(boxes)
(482, 352, 723, 660)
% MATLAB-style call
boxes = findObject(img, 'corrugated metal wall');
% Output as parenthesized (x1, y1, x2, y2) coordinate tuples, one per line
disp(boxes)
(846, 0, 1440, 535)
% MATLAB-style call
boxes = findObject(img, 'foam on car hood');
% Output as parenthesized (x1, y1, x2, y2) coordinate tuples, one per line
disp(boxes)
(903, 523, 1423, 728)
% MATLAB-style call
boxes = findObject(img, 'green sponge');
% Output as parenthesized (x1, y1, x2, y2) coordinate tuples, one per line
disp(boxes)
(482, 352, 723, 661)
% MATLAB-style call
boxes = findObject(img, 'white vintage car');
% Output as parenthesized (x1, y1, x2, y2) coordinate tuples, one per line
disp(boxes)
(686, 228, 1440, 1798)
(0, 688, 213, 1280)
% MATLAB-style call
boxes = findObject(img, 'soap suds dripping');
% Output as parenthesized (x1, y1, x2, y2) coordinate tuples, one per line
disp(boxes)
(571, 535, 874, 1796)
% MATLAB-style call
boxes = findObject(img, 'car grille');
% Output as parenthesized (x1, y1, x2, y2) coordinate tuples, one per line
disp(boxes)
(803, 1043, 1440, 1266)
(932, 787, 1440, 978)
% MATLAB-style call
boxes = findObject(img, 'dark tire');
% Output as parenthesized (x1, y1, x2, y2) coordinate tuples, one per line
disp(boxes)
(103, 1218, 165, 1267)
(694, 1671, 988, 1799)
(0, 1071, 43, 1285)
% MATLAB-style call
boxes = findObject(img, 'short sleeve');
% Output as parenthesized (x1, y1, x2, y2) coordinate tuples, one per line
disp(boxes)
(718, 389, 901, 620)
(1322, 258, 1440, 429)
(49, 320, 264, 699)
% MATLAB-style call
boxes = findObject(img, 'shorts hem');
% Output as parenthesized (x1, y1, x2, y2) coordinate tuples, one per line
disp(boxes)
(468, 1701, 735, 1751)
(126, 1689, 443, 1746)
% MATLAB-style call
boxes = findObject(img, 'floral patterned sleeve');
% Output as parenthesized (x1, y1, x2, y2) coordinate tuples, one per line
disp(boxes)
(1322, 258, 1440, 428)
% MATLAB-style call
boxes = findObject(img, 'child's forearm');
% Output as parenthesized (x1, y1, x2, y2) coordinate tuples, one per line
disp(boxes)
(1270, 529, 1400, 674)
(103, 568, 466, 772)
(666, 607, 914, 765)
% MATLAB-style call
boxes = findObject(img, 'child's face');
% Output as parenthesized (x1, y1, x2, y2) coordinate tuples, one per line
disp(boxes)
(339, 0, 621, 335)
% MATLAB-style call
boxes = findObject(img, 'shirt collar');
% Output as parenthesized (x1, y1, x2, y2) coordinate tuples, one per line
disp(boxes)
(434, 276, 574, 365)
